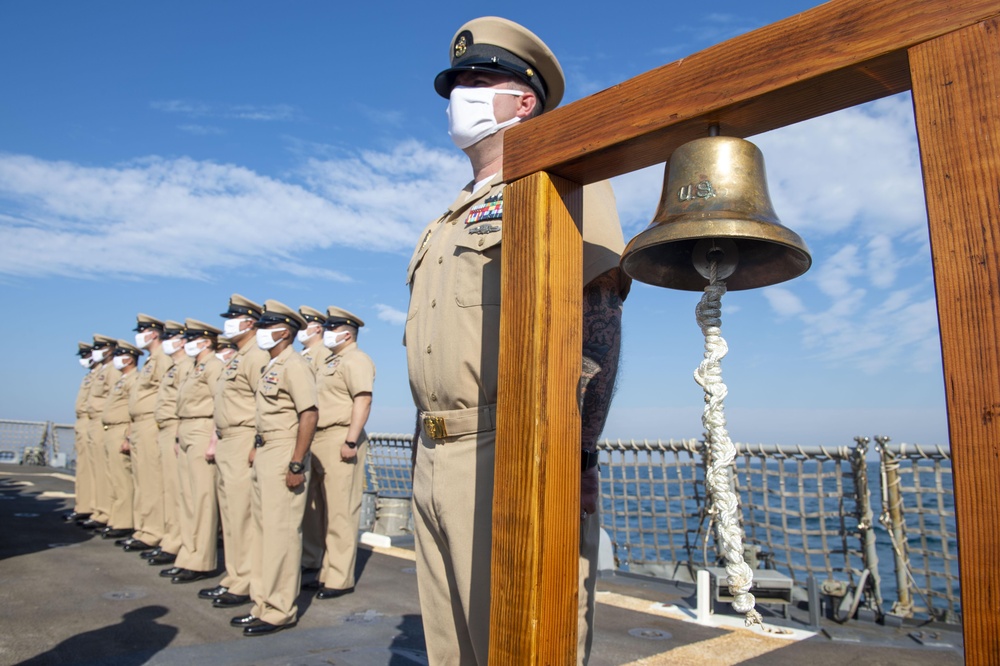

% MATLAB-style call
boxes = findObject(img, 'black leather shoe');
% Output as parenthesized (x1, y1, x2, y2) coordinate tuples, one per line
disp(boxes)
(159, 566, 183, 578)
(123, 540, 154, 552)
(148, 552, 176, 565)
(114, 537, 134, 547)
(81, 520, 105, 530)
(140, 547, 162, 559)
(64, 511, 90, 522)
(243, 620, 295, 636)
(171, 569, 214, 584)
(230, 613, 257, 627)
(300, 578, 320, 590)
(316, 586, 355, 600)
(198, 585, 228, 599)
(213, 592, 252, 608)
(103, 528, 133, 539)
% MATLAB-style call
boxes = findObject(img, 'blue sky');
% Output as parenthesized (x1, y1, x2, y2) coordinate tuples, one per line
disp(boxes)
(0, 1, 947, 447)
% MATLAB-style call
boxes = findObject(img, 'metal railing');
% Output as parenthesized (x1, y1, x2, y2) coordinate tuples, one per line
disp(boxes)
(4, 420, 957, 622)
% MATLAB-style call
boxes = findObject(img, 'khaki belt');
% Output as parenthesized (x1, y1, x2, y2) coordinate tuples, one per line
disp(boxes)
(421, 404, 496, 441)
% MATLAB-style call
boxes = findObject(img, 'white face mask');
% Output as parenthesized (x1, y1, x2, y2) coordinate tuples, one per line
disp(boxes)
(447, 86, 523, 150)
(215, 351, 234, 364)
(323, 330, 351, 349)
(256, 328, 285, 351)
(79, 357, 91, 368)
(91, 348, 107, 363)
(162, 337, 183, 355)
(112, 356, 130, 371)
(296, 326, 318, 344)
(222, 317, 249, 339)
(134, 331, 151, 349)
(184, 340, 204, 357)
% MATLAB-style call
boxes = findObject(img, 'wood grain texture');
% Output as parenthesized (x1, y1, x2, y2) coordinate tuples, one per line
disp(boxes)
(910, 18, 1000, 665)
(504, 0, 1000, 185)
(491, 172, 583, 664)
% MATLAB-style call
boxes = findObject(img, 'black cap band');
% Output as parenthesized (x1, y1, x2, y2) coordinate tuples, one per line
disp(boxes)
(258, 313, 302, 331)
(220, 304, 262, 319)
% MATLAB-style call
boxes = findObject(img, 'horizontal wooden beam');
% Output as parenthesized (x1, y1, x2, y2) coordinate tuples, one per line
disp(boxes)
(504, 0, 1000, 185)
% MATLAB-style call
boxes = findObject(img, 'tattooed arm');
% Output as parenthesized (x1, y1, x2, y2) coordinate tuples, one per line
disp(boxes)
(579, 268, 624, 514)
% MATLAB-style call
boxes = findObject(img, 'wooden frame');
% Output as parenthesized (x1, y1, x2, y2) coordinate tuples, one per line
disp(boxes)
(491, 0, 1000, 663)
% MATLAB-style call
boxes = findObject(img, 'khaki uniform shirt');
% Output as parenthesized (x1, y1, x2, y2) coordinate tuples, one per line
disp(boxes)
(255, 346, 317, 437)
(176, 356, 223, 420)
(87, 362, 122, 420)
(128, 347, 169, 420)
(299, 346, 325, 369)
(214, 343, 270, 431)
(316, 342, 375, 429)
(405, 175, 627, 413)
(154, 356, 193, 425)
(75, 368, 96, 418)
(102, 369, 139, 426)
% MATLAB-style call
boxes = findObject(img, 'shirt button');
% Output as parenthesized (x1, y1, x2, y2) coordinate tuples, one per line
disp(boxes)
(431, 299, 436, 308)
(430, 393, 438, 402)
(426, 345, 432, 354)
(438, 256, 443, 264)
(478, 238, 485, 247)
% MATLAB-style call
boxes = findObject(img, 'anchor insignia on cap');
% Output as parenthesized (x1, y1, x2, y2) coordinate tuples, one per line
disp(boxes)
(454, 35, 467, 58)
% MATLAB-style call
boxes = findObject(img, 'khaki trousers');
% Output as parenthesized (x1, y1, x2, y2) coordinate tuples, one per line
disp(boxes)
(216, 427, 256, 596)
(311, 425, 367, 590)
(73, 416, 93, 514)
(250, 436, 309, 626)
(157, 420, 183, 555)
(176, 417, 219, 572)
(103, 422, 133, 529)
(129, 416, 164, 545)
(412, 431, 600, 666)
(301, 472, 325, 570)
(88, 418, 111, 524)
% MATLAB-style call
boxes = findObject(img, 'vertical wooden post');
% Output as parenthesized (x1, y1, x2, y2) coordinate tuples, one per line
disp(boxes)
(490, 172, 583, 664)
(910, 17, 1000, 664)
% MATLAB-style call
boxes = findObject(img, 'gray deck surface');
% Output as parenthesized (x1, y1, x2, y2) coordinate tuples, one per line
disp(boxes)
(0, 466, 964, 665)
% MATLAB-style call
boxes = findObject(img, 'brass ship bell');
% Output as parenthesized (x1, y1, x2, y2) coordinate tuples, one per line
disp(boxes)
(620, 134, 811, 290)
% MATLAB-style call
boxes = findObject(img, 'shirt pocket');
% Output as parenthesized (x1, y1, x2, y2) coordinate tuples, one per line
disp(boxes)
(453, 228, 503, 308)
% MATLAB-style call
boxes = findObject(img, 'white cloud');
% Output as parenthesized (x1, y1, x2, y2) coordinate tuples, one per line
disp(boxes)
(178, 124, 226, 136)
(0, 142, 468, 280)
(151, 99, 298, 122)
(375, 303, 407, 326)
(762, 286, 805, 317)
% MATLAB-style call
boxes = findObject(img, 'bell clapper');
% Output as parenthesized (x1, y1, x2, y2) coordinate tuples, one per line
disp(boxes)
(693, 246, 767, 630)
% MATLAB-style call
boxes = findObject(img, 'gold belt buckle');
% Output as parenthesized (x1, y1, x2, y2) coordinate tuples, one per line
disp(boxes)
(422, 415, 447, 440)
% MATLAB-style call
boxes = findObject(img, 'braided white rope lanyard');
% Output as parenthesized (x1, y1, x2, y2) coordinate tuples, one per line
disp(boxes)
(694, 263, 765, 629)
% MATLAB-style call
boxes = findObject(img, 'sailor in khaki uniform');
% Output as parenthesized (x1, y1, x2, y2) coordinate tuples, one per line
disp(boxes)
(123, 315, 169, 552)
(406, 17, 629, 664)
(146, 321, 192, 566)
(312, 307, 374, 599)
(168, 319, 224, 584)
(66, 342, 96, 523)
(231, 300, 317, 636)
(216, 339, 238, 364)
(83, 335, 120, 532)
(297, 305, 328, 578)
(100, 340, 143, 540)
(209, 295, 269, 608)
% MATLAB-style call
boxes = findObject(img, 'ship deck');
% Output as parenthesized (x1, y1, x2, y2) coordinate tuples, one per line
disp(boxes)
(0, 466, 964, 665)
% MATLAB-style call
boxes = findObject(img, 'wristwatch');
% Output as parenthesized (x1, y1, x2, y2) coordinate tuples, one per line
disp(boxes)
(345, 441, 358, 449)
(581, 449, 599, 472)
(288, 460, 305, 474)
